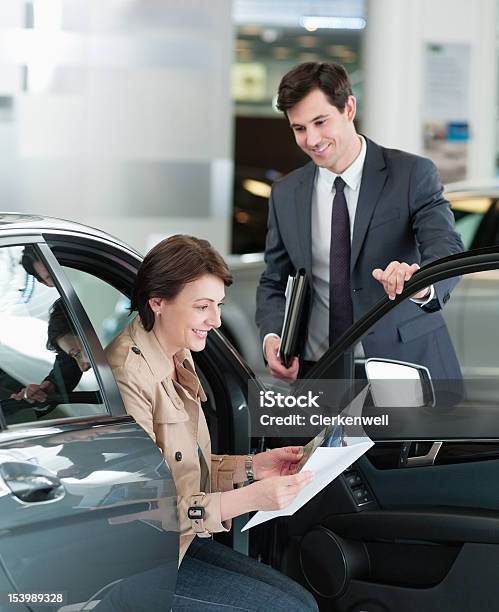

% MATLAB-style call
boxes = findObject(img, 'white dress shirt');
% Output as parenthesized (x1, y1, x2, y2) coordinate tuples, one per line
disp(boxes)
(305, 136, 367, 361)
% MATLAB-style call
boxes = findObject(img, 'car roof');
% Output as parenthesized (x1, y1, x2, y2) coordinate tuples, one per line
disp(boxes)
(0, 212, 141, 257)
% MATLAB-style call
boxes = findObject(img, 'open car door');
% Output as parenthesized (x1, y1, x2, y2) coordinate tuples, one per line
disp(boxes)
(263, 247, 499, 612)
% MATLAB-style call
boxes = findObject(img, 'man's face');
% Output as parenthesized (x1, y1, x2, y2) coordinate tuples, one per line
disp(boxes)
(57, 334, 91, 372)
(287, 88, 358, 174)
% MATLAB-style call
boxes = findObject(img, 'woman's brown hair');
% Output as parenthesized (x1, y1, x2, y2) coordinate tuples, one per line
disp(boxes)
(131, 235, 233, 331)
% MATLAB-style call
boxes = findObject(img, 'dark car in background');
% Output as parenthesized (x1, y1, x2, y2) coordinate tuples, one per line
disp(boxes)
(447, 181, 499, 249)
(1, 214, 499, 611)
(232, 176, 499, 255)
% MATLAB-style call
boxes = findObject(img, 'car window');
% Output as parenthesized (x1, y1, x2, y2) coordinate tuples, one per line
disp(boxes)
(62, 266, 134, 347)
(453, 213, 483, 249)
(444, 269, 499, 382)
(56, 259, 222, 446)
(448, 194, 493, 249)
(0, 245, 106, 426)
(309, 266, 499, 441)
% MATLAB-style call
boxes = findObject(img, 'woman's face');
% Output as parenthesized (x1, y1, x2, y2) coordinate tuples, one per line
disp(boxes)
(57, 334, 91, 372)
(150, 274, 225, 354)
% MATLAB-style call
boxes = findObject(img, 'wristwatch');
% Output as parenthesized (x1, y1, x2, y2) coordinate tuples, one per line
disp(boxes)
(245, 454, 254, 484)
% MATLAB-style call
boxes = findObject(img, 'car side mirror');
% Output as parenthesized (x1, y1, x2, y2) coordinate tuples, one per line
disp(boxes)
(365, 358, 435, 408)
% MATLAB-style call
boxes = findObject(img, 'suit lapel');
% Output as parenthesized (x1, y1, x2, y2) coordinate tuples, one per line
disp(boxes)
(294, 161, 316, 275)
(351, 138, 388, 271)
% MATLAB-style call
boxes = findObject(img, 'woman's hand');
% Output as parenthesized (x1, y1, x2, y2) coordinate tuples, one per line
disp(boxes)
(220, 471, 314, 521)
(253, 446, 304, 479)
(248, 471, 314, 511)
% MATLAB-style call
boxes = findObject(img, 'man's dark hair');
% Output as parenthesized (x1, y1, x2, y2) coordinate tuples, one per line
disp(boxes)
(47, 298, 75, 352)
(21, 245, 42, 281)
(131, 234, 233, 332)
(277, 62, 353, 114)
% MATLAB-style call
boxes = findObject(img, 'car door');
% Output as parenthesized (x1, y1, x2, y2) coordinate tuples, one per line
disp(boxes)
(0, 237, 178, 611)
(264, 247, 499, 612)
(42, 230, 256, 558)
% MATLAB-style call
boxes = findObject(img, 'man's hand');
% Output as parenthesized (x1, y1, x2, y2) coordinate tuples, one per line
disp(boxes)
(10, 380, 55, 403)
(253, 446, 304, 480)
(372, 262, 429, 300)
(264, 335, 299, 381)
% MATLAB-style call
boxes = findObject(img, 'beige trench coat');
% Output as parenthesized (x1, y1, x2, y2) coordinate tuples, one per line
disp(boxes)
(105, 316, 239, 564)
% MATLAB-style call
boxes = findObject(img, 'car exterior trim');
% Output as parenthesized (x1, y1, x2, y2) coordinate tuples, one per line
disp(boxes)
(0, 415, 134, 438)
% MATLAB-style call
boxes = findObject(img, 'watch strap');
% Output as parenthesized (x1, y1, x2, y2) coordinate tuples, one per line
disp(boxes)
(245, 454, 254, 484)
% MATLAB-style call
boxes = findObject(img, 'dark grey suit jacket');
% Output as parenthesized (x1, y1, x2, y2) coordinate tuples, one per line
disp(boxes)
(255, 137, 465, 379)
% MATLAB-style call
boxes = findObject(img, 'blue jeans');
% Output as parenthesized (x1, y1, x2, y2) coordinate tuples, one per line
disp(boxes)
(173, 537, 318, 611)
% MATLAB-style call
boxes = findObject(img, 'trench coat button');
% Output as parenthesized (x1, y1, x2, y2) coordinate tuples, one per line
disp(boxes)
(131, 346, 141, 355)
(175, 451, 182, 462)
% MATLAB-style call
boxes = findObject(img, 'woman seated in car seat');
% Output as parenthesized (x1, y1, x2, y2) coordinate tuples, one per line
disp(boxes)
(11, 298, 87, 403)
(105, 235, 318, 612)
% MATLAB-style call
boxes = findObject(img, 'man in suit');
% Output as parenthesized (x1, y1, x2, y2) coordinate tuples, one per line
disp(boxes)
(256, 62, 464, 382)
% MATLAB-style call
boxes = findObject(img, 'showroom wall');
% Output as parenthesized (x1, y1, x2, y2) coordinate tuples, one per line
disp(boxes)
(0, 0, 234, 253)
(0, 1, 497, 256)
(363, 0, 498, 181)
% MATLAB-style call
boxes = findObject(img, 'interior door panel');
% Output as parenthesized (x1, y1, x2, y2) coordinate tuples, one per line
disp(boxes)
(267, 253, 499, 611)
(359, 453, 499, 510)
(333, 543, 499, 612)
(275, 453, 499, 611)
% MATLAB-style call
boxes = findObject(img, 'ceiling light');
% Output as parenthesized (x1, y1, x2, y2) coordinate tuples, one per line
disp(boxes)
(261, 28, 278, 43)
(300, 16, 367, 30)
(242, 179, 271, 199)
(235, 211, 251, 224)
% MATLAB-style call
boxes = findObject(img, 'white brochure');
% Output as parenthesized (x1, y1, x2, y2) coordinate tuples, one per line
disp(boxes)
(241, 385, 373, 532)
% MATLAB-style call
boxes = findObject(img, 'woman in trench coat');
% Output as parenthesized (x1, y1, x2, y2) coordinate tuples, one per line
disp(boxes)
(105, 234, 318, 612)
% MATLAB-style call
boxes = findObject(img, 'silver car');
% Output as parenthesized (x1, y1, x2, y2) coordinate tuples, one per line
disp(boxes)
(1, 213, 499, 612)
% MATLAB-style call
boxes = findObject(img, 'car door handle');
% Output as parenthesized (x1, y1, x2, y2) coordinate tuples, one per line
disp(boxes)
(400, 441, 443, 467)
(0, 462, 65, 503)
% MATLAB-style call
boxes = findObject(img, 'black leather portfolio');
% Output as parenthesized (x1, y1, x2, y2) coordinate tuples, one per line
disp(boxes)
(278, 268, 310, 368)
